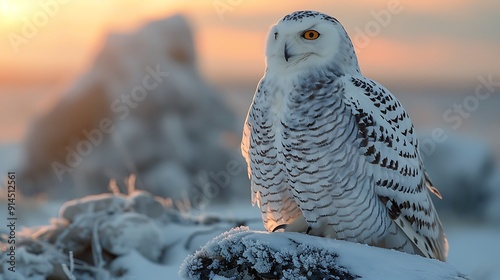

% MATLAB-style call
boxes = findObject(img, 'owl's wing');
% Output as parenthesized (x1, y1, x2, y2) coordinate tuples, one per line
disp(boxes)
(339, 75, 448, 260)
(241, 79, 304, 232)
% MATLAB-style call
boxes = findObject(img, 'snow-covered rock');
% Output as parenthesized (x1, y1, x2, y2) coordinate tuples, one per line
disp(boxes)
(99, 212, 164, 262)
(0, 190, 253, 280)
(17, 14, 249, 207)
(181, 227, 469, 280)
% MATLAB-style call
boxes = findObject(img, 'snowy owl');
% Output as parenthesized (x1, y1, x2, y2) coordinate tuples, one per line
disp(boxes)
(241, 11, 448, 261)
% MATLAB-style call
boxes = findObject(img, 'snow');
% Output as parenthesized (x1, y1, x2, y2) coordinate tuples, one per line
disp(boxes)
(0, 130, 498, 280)
(446, 225, 500, 280)
(110, 251, 178, 279)
(420, 133, 500, 222)
(180, 227, 468, 280)
(2, 184, 500, 279)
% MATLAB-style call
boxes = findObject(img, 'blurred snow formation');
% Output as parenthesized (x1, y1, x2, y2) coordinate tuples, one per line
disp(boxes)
(18, 14, 249, 206)
(420, 132, 500, 224)
(0, 189, 248, 279)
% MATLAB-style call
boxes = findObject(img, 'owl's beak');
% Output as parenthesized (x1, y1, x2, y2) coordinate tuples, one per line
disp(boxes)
(284, 43, 291, 62)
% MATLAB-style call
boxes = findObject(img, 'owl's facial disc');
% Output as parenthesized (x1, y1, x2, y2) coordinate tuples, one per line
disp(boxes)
(266, 20, 341, 73)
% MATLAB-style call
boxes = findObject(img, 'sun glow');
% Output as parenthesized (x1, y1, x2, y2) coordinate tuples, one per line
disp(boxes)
(0, 0, 497, 87)
(0, 0, 35, 28)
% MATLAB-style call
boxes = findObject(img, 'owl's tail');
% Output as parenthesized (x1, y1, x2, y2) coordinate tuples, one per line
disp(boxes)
(378, 216, 448, 261)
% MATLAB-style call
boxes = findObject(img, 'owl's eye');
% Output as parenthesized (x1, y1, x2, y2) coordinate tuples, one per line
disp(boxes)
(274, 32, 278, 40)
(302, 30, 320, 40)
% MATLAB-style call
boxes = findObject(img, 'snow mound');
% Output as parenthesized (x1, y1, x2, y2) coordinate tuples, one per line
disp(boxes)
(18, 14, 248, 206)
(0, 189, 256, 279)
(420, 133, 500, 223)
(0, 191, 168, 279)
(180, 227, 469, 280)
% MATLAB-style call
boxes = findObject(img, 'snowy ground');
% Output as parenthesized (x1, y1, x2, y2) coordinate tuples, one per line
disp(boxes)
(446, 225, 500, 280)
(0, 188, 499, 279)
(1, 88, 500, 279)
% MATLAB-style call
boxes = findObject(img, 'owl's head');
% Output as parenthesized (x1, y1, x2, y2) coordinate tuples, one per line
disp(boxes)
(265, 11, 360, 76)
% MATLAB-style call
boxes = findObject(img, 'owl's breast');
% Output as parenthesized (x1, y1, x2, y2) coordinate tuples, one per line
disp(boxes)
(279, 84, 346, 151)
(279, 84, 390, 240)
(247, 83, 289, 188)
(278, 85, 350, 180)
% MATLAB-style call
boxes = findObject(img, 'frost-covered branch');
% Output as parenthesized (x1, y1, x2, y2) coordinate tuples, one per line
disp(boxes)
(180, 227, 469, 280)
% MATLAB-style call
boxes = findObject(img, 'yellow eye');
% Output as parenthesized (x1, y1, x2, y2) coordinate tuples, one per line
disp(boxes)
(302, 30, 320, 40)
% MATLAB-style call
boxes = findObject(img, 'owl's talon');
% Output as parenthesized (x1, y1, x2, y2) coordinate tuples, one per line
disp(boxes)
(306, 226, 312, 234)
(272, 224, 287, 232)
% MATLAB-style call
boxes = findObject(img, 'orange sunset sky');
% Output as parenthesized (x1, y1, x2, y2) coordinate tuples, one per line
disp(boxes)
(0, 0, 499, 141)
(1, 0, 499, 85)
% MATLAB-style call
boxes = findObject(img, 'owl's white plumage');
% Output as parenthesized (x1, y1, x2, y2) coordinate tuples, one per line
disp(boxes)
(241, 11, 448, 261)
